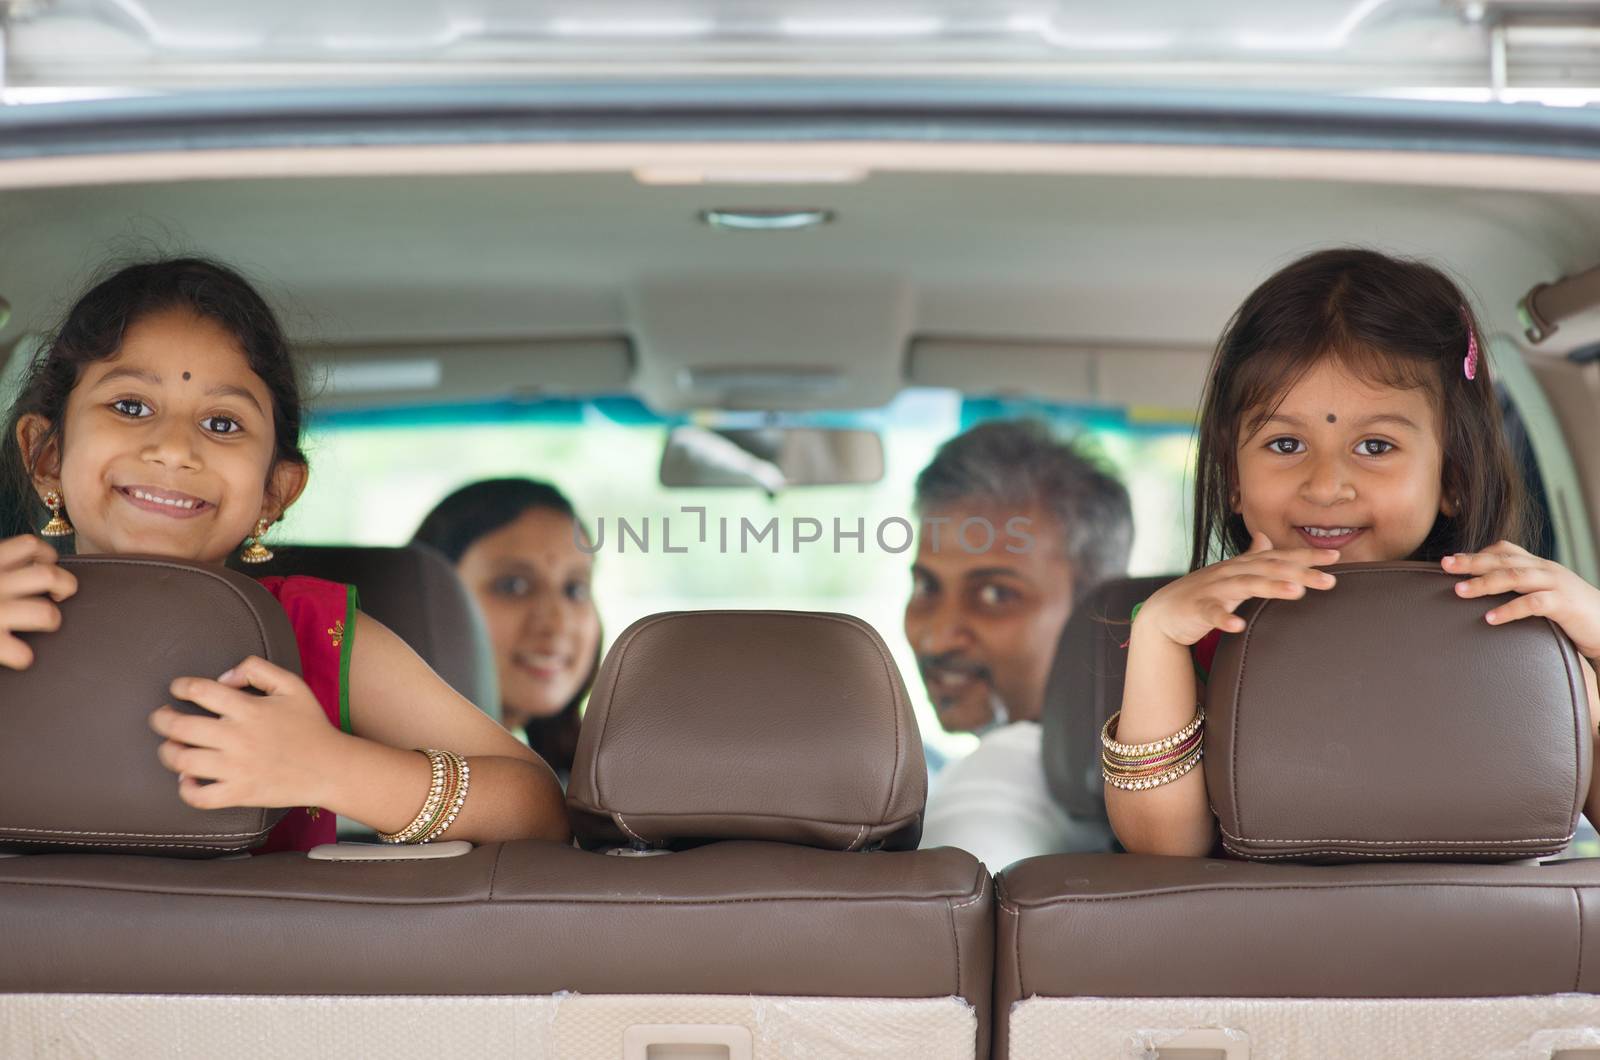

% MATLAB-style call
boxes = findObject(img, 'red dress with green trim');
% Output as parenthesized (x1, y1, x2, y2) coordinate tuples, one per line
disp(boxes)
(252, 575, 359, 855)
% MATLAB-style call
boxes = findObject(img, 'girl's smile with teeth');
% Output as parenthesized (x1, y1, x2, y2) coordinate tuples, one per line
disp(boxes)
(118, 486, 211, 515)
(1295, 525, 1366, 549)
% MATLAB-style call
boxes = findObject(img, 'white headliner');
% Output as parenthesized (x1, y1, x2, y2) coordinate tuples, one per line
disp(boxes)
(2, 141, 1598, 411)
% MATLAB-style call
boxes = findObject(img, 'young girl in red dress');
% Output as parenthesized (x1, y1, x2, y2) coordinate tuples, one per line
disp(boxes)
(0, 258, 570, 852)
(1107, 248, 1600, 856)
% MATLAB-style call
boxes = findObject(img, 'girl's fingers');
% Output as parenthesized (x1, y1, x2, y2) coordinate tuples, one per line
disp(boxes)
(149, 705, 225, 748)
(1484, 591, 1559, 626)
(1455, 566, 1553, 598)
(1208, 606, 1247, 634)
(0, 597, 61, 634)
(166, 677, 255, 719)
(0, 634, 34, 670)
(1443, 550, 1534, 575)
(155, 740, 226, 781)
(177, 775, 236, 811)
(214, 655, 297, 696)
(1225, 573, 1326, 601)
(1240, 548, 1341, 571)
(0, 535, 55, 571)
(0, 558, 74, 603)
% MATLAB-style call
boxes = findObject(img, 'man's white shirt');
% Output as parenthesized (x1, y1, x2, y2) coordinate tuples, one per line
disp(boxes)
(920, 720, 1111, 872)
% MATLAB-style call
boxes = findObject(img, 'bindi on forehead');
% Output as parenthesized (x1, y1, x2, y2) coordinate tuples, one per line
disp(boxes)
(182, 371, 191, 381)
(1326, 413, 1336, 423)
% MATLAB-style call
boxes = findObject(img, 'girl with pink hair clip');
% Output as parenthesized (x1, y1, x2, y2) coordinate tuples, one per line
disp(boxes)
(1107, 247, 1600, 856)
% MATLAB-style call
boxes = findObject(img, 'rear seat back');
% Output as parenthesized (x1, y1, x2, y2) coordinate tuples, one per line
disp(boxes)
(1001, 562, 1600, 1059)
(0, 591, 992, 1059)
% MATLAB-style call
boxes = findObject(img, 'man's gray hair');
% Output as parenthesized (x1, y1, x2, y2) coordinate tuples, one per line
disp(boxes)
(914, 419, 1133, 599)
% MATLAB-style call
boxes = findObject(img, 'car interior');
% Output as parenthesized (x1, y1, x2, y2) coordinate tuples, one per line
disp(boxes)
(5, 18, 1600, 1056)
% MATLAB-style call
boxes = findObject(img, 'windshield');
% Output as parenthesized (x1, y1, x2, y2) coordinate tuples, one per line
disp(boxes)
(6, 0, 1600, 106)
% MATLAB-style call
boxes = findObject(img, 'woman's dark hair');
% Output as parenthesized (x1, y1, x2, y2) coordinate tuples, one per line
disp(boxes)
(1, 257, 306, 540)
(412, 478, 600, 775)
(1192, 247, 1533, 570)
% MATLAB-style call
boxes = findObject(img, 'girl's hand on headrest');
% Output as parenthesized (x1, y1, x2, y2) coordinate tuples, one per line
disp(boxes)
(148, 656, 340, 812)
(1447, 541, 1600, 662)
(1138, 530, 1340, 647)
(0, 534, 77, 671)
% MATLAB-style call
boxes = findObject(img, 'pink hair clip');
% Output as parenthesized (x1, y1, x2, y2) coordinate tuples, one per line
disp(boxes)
(1462, 307, 1479, 381)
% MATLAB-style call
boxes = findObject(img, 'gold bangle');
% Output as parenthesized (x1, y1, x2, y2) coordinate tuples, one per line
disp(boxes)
(410, 751, 460, 842)
(421, 753, 470, 843)
(1102, 706, 1205, 757)
(1104, 746, 1205, 791)
(378, 749, 451, 844)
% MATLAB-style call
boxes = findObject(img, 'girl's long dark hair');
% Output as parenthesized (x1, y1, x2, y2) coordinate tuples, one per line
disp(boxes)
(412, 478, 599, 776)
(1, 258, 306, 540)
(1192, 247, 1533, 571)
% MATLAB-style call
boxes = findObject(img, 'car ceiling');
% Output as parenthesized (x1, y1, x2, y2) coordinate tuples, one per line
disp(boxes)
(2, 166, 1598, 412)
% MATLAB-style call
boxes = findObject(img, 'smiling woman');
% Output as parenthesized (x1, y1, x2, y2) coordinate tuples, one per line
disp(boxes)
(412, 477, 603, 779)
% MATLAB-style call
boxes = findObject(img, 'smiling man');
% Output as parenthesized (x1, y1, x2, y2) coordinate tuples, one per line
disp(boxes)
(905, 419, 1132, 870)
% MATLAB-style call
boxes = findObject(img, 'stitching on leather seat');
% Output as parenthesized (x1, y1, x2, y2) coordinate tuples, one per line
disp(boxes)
(1002, 901, 1023, 998)
(949, 885, 988, 912)
(487, 843, 505, 899)
(1219, 826, 1573, 846)
(1224, 843, 1566, 860)
(0, 880, 976, 905)
(945, 872, 987, 997)
(846, 823, 867, 851)
(1009, 879, 1596, 910)
(611, 813, 650, 846)
(1577, 887, 1586, 992)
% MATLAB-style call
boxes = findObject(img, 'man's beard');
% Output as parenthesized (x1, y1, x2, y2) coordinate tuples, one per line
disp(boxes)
(918, 651, 1013, 732)
(973, 690, 1011, 737)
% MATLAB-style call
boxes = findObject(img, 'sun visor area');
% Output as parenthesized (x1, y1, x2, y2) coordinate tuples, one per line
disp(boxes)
(629, 277, 911, 412)
(906, 338, 1209, 413)
(304, 337, 633, 409)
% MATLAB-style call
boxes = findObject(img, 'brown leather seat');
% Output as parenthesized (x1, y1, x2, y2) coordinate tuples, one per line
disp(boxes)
(239, 542, 498, 714)
(0, 573, 992, 1059)
(1001, 562, 1600, 1059)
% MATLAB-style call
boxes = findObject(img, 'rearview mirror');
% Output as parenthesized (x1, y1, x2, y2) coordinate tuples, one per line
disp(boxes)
(659, 427, 885, 493)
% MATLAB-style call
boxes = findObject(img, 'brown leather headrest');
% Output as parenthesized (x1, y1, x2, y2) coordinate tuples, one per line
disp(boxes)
(1206, 561, 1591, 862)
(0, 556, 299, 857)
(567, 610, 926, 851)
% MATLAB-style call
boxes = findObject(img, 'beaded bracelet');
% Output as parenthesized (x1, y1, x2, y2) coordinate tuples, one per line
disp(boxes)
(378, 749, 470, 843)
(1101, 707, 1205, 791)
(425, 754, 470, 843)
